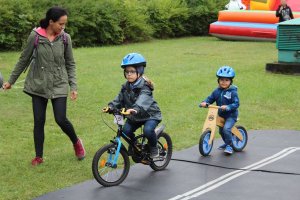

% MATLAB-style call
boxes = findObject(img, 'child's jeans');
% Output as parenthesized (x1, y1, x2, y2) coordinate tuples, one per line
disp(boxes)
(123, 119, 160, 147)
(219, 117, 237, 146)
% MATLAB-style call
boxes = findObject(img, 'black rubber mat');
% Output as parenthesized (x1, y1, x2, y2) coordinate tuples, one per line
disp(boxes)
(34, 130, 300, 200)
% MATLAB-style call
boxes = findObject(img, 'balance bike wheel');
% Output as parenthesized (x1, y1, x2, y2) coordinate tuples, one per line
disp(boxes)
(232, 125, 248, 152)
(199, 130, 213, 156)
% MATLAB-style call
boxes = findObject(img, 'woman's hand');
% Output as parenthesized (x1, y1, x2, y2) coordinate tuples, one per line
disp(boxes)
(70, 90, 78, 100)
(3, 82, 11, 90)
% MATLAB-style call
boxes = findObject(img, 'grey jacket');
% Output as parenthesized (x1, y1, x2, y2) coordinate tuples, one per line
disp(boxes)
(109, 78, 162, 122)
(8, 29, 77, 99)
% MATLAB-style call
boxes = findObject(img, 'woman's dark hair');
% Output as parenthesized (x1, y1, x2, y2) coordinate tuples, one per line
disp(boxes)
(39, 7, 68, 28)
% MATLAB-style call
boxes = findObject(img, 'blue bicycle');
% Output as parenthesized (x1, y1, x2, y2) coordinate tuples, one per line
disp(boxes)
(92, 108, 172, 187)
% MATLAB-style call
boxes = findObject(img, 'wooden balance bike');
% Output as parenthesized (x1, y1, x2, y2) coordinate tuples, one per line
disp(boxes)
(199, 105, 248, 156)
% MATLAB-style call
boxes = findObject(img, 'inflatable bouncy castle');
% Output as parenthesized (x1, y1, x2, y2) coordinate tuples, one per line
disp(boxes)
(209, 0, 300, 41)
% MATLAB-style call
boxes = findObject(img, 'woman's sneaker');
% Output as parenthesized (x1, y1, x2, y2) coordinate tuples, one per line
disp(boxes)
(150, 146, 159, 158)
(74, 138, 86, 160)
(31, 157, 43, 166)
(218, 144, 227, 150)
(224, 145, 233, 154)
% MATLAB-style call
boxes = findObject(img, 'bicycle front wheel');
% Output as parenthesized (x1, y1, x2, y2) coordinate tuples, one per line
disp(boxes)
(92, 143, 130, 187)
(199, 130, 213, 156)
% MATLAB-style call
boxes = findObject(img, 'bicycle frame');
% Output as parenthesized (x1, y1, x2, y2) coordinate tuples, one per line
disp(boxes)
(109, 120, 127, 167)
(202, 105, 243, 145)
(110, 116, 145, 166)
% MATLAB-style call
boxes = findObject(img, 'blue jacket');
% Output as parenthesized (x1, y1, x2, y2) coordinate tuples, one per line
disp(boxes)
(203, 85, 239, 119)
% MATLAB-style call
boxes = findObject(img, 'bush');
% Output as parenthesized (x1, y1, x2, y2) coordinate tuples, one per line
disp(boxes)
(0, 0, 35, 51)
(0, 0, 227, 50)
(121, 0, 153, 42)
(185, 0, 228, 36)
(32, 0, 153, 46)
(146, 0, 189, 38)
(65, 0, 124, 46)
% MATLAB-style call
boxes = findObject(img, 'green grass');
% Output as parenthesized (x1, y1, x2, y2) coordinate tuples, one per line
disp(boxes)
(0, 36, 299, 200)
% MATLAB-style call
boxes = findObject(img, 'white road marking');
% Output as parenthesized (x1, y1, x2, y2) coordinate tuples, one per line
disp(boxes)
(169, 147, 300, 200)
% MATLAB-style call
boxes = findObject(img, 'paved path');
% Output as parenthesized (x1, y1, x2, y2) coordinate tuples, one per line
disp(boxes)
(35, 130, 300, 200)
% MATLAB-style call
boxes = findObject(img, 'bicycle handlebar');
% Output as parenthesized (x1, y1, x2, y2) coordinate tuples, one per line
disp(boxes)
(102, 107, 110, 113)
(120, 108, 131, 115)
(208, 105, 220, 109)
(200, 103, 220, 109)
(102, 107, 131, 115)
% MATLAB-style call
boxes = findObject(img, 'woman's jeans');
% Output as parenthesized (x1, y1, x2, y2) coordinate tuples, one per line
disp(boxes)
(123, 119, 160, 147)
(32, 95, 78, 157)
(219, 117, 236, 146)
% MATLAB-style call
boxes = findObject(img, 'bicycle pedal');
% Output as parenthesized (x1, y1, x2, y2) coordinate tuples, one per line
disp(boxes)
(152, 157, 164, 162)
(160, 152, 166, 156)
(141, 160, 150, 165)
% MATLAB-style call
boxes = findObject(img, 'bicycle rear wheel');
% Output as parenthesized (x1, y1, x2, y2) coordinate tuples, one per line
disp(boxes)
(232, 125, 248, 152)
(92, 143, 130, 187)
(150, 132, 173, 171)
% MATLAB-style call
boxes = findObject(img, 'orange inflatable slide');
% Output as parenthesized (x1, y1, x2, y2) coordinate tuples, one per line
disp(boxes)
(209, 0, 300, 41)
(218, 10, 300, 24)
(250, 0, 300, 11)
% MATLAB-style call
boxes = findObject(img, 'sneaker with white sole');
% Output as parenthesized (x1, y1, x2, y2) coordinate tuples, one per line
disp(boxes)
(150, 146, 159, 158)
(224, 145, 233, 154)
(74, 138, 86, 160)
(31, 157, 43, 166)
(218, 144, 227, 150)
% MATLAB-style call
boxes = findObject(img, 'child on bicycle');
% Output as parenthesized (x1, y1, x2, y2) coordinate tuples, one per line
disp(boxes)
(200, 66, 239, 154)
(104, 53, 162, 158)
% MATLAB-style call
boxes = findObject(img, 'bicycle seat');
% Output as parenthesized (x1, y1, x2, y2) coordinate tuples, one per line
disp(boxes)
(155, 124, 165, 136)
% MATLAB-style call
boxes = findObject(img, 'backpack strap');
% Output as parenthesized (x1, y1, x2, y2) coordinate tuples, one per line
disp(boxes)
(62, 32, 68, 49)
(23, 33, 39, 73)
(34, 34, 39, 48)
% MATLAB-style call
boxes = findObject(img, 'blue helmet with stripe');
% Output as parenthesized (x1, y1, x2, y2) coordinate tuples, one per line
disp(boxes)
(216, 66, 235, 79)
(121, 53, 146, 69)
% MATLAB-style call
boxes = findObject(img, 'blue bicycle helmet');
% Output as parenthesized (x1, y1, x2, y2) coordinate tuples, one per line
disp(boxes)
(121, 53, 146, 69)
(216, 66, 235, 78)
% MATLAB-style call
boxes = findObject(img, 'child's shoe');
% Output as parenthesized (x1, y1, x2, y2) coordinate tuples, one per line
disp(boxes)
(150, 146, 159, 158)
(31, 157, 43, 166)
(224, 145, 233, 154)
(74, 138, 86, 160)
(218, 144, 227, 150)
